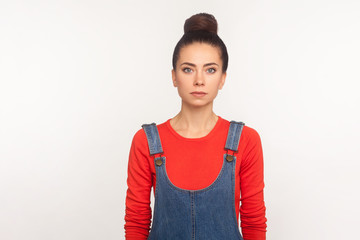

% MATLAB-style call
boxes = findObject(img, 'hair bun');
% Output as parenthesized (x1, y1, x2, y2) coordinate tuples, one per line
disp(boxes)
(184, 13, 218, 34)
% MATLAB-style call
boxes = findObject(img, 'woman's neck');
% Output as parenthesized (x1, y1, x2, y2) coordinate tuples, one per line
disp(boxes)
(170, 102, 218, 138)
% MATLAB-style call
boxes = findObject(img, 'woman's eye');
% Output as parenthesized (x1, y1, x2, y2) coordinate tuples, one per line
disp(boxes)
(183, 68, 192, 73)
(207, 68, 216, 73)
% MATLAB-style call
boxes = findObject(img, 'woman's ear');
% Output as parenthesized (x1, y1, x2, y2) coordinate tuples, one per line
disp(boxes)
(172, 69, 177, 87)
(218, 72, 226, 90)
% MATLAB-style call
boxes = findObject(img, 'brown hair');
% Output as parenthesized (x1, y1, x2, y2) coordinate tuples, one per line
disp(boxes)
(172, 13, 229, 72)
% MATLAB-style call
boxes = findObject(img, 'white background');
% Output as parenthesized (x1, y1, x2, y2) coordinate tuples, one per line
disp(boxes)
(1, 0, 360, 239)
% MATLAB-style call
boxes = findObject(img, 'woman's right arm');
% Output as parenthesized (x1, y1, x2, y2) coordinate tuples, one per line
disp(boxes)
(124, 129, 153, 240)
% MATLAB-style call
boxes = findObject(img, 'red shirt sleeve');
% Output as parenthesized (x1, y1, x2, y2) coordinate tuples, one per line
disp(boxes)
(124, 129, 152, 240)
(239, 127, 267, 239)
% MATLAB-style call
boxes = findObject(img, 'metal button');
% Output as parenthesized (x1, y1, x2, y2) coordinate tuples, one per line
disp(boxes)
(155, 158, 163, 166)
(226, 155, 234, 162)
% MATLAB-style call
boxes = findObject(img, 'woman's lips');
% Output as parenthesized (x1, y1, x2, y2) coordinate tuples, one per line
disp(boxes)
(190, 91, 207, 97)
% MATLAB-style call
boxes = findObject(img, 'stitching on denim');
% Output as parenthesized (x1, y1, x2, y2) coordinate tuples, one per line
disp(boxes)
(191, 192, 195, 240)
(231, 156, 244, 240)
(225, 123, 234, 150)
(149, 125, 155, 154)
(230, 124, 236, 149)
(143, 125, 155, 155)
(226, 122, 245, 152)
(143, 123, 163, 156)
(226, 122, 236, 150)
(233, 124, 244, 152)
(149, 127, 155, 154)
(148, 156, 161, 240)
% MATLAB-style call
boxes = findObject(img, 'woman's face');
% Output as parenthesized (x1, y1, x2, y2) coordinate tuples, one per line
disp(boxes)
(172, 42, 226, 108)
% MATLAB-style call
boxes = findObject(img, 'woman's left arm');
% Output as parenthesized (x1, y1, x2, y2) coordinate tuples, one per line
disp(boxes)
(239, 127, 267, 240)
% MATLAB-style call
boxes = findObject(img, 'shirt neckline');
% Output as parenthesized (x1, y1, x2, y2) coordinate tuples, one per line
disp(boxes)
(165, 115, 223, 141)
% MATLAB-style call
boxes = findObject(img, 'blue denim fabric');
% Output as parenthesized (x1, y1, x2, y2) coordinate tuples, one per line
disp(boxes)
(225, 121, 245, 151)
(142, 121, 245, 240)
(141, 123, 164, 155)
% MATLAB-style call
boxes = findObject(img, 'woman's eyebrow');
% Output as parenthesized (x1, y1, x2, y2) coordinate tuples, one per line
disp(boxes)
(180, 62, 219, 67)
(180, 62, 196, 67)
(204, 62, 219, 67)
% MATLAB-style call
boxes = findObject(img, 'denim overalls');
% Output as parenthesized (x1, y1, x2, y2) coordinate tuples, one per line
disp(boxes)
(141, 120, 245, 240)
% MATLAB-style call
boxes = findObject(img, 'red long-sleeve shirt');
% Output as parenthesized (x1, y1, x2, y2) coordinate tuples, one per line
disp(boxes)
(125, 116, 267, 239)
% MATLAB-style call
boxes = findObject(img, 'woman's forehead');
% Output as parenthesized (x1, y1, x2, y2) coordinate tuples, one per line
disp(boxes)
(178, 42, 222, 64)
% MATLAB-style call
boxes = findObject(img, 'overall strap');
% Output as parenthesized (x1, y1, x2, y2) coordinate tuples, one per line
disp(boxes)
(141, 123, 164, 156)
(225, 120, 245, 152)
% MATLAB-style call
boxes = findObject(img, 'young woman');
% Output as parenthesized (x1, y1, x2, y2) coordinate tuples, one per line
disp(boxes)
(125, 13, 267, 240)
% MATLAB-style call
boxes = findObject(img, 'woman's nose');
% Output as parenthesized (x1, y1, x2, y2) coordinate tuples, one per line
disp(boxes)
(194, 71, 205, 86)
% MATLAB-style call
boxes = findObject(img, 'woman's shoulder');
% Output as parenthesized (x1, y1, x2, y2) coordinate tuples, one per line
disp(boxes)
(131, 119, 169, 145)
(222, 117, 262, 144)
(243, 125, 261, 140)
(130, 127, 148, 151)
(222, 117, 260, 133)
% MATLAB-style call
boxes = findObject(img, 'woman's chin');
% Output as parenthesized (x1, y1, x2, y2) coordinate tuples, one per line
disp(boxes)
(182, 100, 214, 109)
